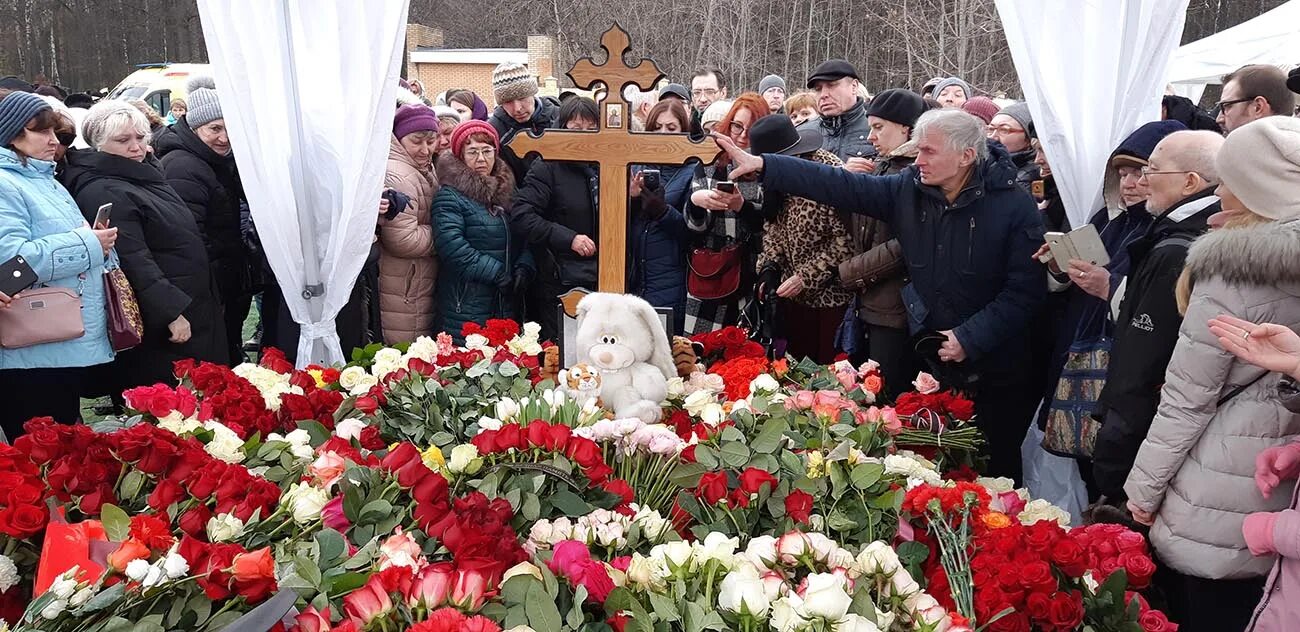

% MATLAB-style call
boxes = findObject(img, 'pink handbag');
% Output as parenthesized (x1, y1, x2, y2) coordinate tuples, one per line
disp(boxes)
(0, 284, 85, 349)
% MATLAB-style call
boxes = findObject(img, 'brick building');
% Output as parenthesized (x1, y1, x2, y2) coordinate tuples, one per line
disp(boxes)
(405, 24, 558, 108)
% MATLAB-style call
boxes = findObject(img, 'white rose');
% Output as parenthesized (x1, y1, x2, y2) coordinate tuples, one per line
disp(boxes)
(855, 541, 901, 577)
(718, 564, 770, 617)
(625, 554, 669, 590)
(464, 333, 490, 350)
(338, 366, 369, 391)
(289, 484, 330, 524)
(446, 444, 482, 475)
(744, 535, 778, 570)
(750, 373, 780, 394)
(826, 547, 856, 570)
(693, 532, 739, 570)
(631, 506, 669, 542)
(527, 520, 557, 547)
(805, 533, 838, 563)
(761, 570, 789, 600)
(700, 403, 725, 426)
(40, 598, 66, 620)
(0, 555, 18, 593)
(406, 336, 438, 363)
(334, 418, 367, 442)
(1017, 499, 1072, 528)
(666, 377, 686, 398)
(834, 613, 881, 632)
(797, 573, 852, 621)
(68, 586, 95, 607)
(476, 416, 503, 432)
(202, 421, 245, 464)
(125, 559, 151, 583)
(505, 626, 539, 632)
(158, 411, 202, 436)
(683, 390, 715, 416)
(142, 565, 165, 588)
(770, 595, 808, 632)
(776, 532, 809, 565)
(163, 552, 189, 579)
(371, 347, 405, 379)
(889, 569, 920, 597)
(655, 541, 694, 571)
(206, 513, 245, 542)
(976, 476, 1016, 493)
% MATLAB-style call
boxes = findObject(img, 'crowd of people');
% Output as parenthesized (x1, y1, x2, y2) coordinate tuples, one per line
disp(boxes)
(2, 55, 1300, 631)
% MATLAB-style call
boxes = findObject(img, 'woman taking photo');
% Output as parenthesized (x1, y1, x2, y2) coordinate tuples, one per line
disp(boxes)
(379, 104, 441, 343)
(0, 90, 117, 437)
(511, 97, 601, 341)
(628, 99, 695, 331)
(683, 92, 769, 335)
(433, 121, 533, 343)
(61, 100, 226, 393)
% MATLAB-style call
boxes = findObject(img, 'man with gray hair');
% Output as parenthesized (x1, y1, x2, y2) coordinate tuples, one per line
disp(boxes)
(718, 109, 1046, 482)
(1092, 130, 1225, 502)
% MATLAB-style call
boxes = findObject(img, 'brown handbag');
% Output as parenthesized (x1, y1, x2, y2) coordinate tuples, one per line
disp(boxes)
(103, 263, 143, 352)
(687, 244, 743, 300)
(0, 286, 85, 349)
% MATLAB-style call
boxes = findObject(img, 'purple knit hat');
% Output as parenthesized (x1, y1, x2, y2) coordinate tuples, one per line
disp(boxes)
(393, 104, 439, 139)
(471, 94, 489, 121)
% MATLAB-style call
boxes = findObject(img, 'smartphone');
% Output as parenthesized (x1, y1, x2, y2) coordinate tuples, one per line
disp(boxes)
(0, 255, 38, 296)
(641, 169, 660, 191)
(714, 181, 736, 193)
(94, 203, 112, 228)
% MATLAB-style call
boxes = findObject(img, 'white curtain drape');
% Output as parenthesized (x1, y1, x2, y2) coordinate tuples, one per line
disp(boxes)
(196, 0, 409, 366)
(995, 0, 1190, 228)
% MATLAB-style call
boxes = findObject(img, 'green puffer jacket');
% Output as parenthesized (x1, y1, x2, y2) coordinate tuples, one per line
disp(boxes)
(432, 151, 534, 343)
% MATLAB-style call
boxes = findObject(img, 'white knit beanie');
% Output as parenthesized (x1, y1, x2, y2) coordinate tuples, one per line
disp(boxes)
(491, 62, 537, 105)
(1216, 116, 1300, 221)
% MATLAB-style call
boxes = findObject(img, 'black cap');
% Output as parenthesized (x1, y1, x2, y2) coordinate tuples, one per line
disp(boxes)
(659, 83, 689, 102)
(1288, 66, 1300, 95)
(806, 60, 859, 88)
(748, 114, 823, 157)
(0, 76, 34, 93)
(866, 89, 926, 128)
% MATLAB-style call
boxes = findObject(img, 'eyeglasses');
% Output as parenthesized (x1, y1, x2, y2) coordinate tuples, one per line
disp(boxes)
(464, 148, 495, 160)
(728, 121, 749, 136)
(1214, 97, 1255, 111)
(985, 125, 1024, 136)
(691, 88, 719, 98)
(1139, 166, 1200, 178)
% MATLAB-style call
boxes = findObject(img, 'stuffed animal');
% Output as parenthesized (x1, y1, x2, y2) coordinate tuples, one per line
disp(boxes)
(574, 293, 676, 423)
(561, 363, 603, 406)
(671, 336, 700, 377)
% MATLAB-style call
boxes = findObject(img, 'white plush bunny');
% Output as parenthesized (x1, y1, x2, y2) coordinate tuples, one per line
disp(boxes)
(574, 293, 676, 423)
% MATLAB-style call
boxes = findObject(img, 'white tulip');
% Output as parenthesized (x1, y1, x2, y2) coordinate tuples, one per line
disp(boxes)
(718, 564, 770, 617)
(797, 573, 852, 621)
(495, 398, 520, 422)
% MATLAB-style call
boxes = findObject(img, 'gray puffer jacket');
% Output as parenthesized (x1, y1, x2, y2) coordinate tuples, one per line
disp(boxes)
(1126, 219, 1300, 580)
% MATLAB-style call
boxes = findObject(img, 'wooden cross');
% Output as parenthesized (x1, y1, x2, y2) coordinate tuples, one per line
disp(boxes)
(509, 23, 719, 293)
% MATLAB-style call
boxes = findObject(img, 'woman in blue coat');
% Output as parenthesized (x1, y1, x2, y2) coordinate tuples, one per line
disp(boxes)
(0, 91, 117, 438)
(629, 99, 695, 333)
(432, 120, 534, 343)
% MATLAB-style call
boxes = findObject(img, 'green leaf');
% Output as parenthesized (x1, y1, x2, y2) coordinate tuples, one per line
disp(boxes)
(202, 610, 244, 631)
(315, 529, 346, 564)
(692, 445, 719, 469)
(567, 585, 588, 628)
(850, 463, 884, 490)
(550, 489, 591, 516)
(525, 579, 563, 631)
(100, 504, 130, 542)
(521, 493, 541, 521)
(120, 471, 145, 501)
(500, 576, 534, 604)
(295, 555, 322, 589)
(132, 614, 166, 632)
(359, 499, 393, 524)
(719, 442, 750, 468)
(298, 420, 332, 446)
(498, 361, 521, 377)
(667, 463, 707, 488)
(328, 572, 370, 595)
(827, 462, 849, 500)
(99, 617, 134, 632)
(76, 582, 126, 614)
(749, 418, 789, 454)
(648, 591, 681, 622)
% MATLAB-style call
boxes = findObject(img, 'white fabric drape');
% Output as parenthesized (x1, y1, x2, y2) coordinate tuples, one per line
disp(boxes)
(1166, 0, 1300, 103)
(196, 0, 409, 366)
(995, 0, 1189, 228)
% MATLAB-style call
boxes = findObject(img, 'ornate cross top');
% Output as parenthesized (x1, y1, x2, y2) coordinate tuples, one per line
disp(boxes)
(509, 24, 719, 293)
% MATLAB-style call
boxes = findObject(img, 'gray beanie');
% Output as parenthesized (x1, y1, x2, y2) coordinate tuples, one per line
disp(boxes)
(932, 77, 973, 101)
(998, 101, 1032, 132)
(0, 91, 52, 147)
(758, 74, 786, 95)
(185, 76, 222, 129)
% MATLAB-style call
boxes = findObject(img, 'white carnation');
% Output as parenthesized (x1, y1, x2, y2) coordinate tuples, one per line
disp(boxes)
(0, 555, 19, 593)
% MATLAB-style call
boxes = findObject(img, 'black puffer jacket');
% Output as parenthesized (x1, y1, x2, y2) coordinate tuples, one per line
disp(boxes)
(1008, 147, 1041, 197)
(510, 159, 599, 289)
(490, 97, 561, 184)
(152, 122, 251, 303)
(800, 97, 876, 161)
(60, 149, 227, 388)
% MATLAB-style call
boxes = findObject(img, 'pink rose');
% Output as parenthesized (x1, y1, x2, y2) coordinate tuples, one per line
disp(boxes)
(835, 368, 857, 390)
(997, 491, 1026, 517)
(879, 407, 902, 434)
(912, 372, 940, 395)
(856, 360, 880, 378)
(309, 451, 347, 489)
(379, 527, 426, 571)
(1115, 529, 1148, 554)
(785, 390, 816, 411)
(321, 496, 350, 531)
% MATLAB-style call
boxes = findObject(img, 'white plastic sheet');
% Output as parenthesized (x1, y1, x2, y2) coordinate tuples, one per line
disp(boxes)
(995, 0, 1189, 229)
(1166, 0, 1300, 104)
(196, 0, 409, 366)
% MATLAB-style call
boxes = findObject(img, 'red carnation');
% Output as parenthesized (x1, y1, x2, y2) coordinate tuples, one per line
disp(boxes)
(130, 514, 176, 550)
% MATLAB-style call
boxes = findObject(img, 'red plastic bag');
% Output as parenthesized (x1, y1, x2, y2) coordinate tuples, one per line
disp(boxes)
(33, 509, 107, 596)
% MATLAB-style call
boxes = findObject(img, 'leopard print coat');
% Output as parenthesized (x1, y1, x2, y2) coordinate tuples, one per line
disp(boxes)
(756, 149, 855, 309)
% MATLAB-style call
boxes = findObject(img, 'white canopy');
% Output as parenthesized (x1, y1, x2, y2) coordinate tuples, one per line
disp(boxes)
(196, 0, 409, 367)
(1166, 0, 1300, 103)
(996, 0, 1189, 229)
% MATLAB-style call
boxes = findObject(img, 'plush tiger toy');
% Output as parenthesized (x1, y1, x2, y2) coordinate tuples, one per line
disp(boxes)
(671, 336, 700, 377)
(561, 363, 603, 406)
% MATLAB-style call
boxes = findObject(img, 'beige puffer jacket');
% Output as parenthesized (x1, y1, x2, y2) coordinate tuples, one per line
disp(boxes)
(379, 136, 439, 343)
(1126, 219, 1300, 580)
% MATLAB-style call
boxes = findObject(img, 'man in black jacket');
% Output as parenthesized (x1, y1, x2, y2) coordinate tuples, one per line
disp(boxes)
(487, 62, 560, 184)
(1092, 130, 1226, 500)
(719, 109, 1045, 482)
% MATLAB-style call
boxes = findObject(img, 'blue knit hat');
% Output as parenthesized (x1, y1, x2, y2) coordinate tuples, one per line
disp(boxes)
(0, 91, 52, 147)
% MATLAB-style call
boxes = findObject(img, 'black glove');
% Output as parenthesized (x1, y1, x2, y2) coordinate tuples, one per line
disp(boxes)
(496, 270, 513, 291)
(382, 188, 411, 221)
(640, 183, 667, 220)
(757, 267, 781, 302)
(512, 268, 531, 296)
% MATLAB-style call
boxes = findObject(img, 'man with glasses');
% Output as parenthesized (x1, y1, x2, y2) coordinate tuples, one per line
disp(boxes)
(689, 67, 728, 137)
(804, 59, 876, 172)
(1215, 64, 1295, 133)
(1092, 130, 1225, 502)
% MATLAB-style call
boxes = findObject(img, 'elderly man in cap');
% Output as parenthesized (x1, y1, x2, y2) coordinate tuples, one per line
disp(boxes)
(718, 108, 1047, 483)
(758, 74, 787, 113)
(803, 59, 875, 172)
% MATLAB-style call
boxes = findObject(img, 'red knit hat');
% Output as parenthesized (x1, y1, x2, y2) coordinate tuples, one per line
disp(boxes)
(961, 96, 1000, 125)
(451, 120, 499, 158)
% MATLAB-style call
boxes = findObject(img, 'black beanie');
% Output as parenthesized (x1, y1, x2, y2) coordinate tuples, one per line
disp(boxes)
(866, 88, 926, 128)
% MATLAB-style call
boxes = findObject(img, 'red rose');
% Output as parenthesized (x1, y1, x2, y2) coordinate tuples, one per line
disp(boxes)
(695, 472, 729, 505)
(525, 420, 551, 450)
(1046, 591, 1084, 630)
(0, 504, 47, 539)
(16, 422, 65, 464)
(380, 442, 421, 472)
(471, 430, 499, 455)
(680, 445, 697, 463)
(1049, 538, 1088, 577)
(738, 468, 778, 495)
(565, 437, 603, 469)
(8, 483, 43, 509)
(1018, 560, 1058, 596)
(147, 479, 187, 512)
(583, 462, 613, 485)
(1023, 521, 1063, 550)
(496, 424, 524, 453)
(728, 488, 751, 509)
(599, 479, 635, 506)
(1024, 591, 1051, 621)
(410, 471, 450, 506)
(543, 423, 571, 452)
(987, 609, 1030, 632)
(719, 327, 746, 348)
(78, 486, 117, 516)
(1120, 551, 1157, 590)
(358, 425, 386, 450)
(784, 489, 814, 524)
(178, 505, 212, 538)
(354, 395, 380, 415)
(1138, 609, 1176, 632)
